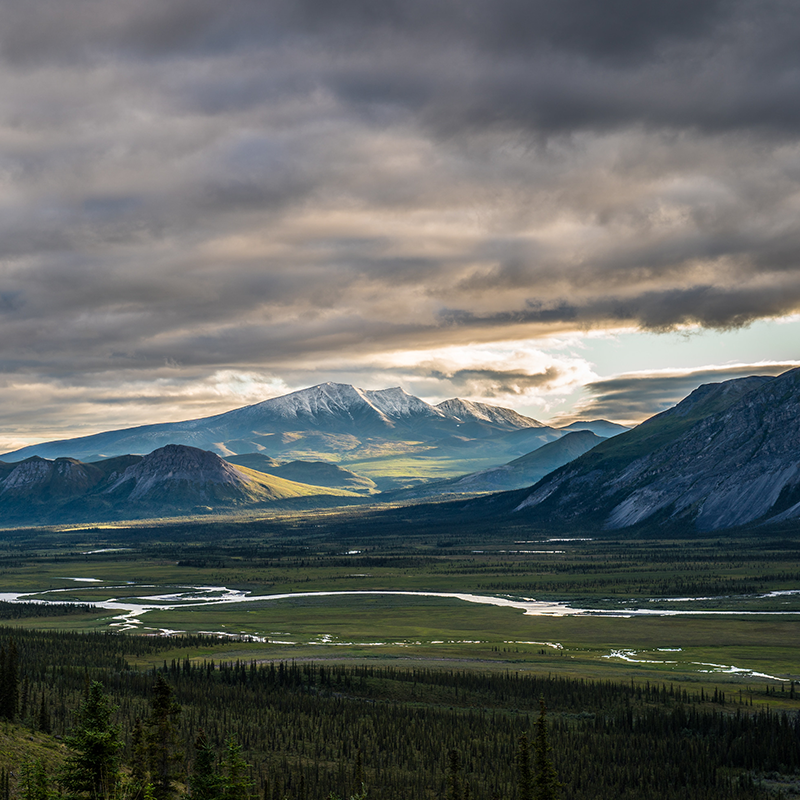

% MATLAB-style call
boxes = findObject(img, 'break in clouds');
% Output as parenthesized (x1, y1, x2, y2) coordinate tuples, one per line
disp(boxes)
(1, 0, 800, 441)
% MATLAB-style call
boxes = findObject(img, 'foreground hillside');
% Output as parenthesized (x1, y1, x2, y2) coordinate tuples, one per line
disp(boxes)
(511, 367, 800, 531)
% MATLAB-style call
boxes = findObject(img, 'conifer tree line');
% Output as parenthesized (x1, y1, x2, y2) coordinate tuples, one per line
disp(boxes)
(54, 677, 260, 800)
(0, 628, 797, 800)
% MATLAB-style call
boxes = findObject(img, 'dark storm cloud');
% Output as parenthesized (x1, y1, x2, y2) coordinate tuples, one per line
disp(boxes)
(1, 0, 800, 435)
(0, 0, 728, 62)
(439, 281, 800, 333)
(286, 0, 800, 137)
(3, 0, 798, 135)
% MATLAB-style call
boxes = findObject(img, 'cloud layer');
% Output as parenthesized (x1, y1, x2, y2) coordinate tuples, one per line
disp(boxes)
(1, 0, 799, 439)
(561, 362, 800, 425)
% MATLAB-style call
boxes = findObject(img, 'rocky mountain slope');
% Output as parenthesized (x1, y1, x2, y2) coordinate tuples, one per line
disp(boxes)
(435, 398, 545, 434)
(0, 444, 358, 524)
(513, 367, 800, 531)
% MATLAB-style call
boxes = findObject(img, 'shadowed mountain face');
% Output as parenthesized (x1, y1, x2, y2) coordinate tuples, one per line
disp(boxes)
(0, 444, 359, 524)
(104, 444, 253, 503)
(513, 368, 800, 531)
(389, 430, 606, 498)
(0, 457, 106, 499)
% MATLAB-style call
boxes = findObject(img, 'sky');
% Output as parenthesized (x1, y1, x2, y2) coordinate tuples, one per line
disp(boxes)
(2, 0, 800, 451)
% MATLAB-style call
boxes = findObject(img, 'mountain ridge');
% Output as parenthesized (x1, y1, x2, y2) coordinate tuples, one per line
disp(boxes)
(512, 368, 800, 531)
(0, 382, 555, 463)
(0, 444, 359, 524)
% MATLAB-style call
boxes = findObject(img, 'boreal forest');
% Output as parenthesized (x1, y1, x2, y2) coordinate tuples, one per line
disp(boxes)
(0, 629, 797, 800)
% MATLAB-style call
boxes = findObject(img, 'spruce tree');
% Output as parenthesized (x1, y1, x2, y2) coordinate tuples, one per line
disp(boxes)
(19, 760, 51, 800)
(0, 639, 19, 720)
(146, 675, 183, 800)
(59, 681, 122, 800)
(129, 717, 149, 800)
(37, 694, 50, 734)
(221, 737, 253, 800)
(446, 749, 462, 800)
(190, 730, 223, 800)
(532, 698, 561, 800)
(516, 732, 533, 800)
(352, 750, 365, 800)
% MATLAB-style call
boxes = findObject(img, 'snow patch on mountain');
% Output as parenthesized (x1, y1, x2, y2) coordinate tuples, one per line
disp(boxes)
(239, 383, 391, 424)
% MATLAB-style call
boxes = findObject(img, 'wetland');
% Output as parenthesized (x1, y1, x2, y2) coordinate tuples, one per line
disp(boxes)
(0, 508, 798, 692)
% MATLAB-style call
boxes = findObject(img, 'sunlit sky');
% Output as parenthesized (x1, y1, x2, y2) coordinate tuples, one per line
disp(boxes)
(1, 0, 800, 452)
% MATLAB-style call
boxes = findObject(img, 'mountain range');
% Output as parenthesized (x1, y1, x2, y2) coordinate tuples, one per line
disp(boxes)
(1, 369, 798, 531)
(0, 383, 627, 491)
(499, 366, 800, 531)
(0, 384, 543, 461)
(387, 429, 607, 498)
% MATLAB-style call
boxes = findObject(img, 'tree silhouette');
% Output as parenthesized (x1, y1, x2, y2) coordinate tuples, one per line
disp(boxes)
(447, 749, 462, 800)
(221, 737, 254, 800)
(516, 731, 533, 800)
(532, 698, 561, 800)
(146, 675, 183, 800)
(0, 639, 18, 720)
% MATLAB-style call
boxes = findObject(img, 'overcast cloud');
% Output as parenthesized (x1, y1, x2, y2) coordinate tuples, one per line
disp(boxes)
(1, 0, 800, 445)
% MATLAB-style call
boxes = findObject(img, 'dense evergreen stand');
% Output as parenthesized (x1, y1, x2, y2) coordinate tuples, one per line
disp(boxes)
(0, 628, 797, 800)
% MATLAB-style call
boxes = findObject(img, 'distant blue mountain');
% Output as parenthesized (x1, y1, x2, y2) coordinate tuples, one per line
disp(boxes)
(0, 382, 581, 462)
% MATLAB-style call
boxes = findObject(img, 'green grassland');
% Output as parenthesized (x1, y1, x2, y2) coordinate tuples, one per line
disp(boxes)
(254, 434, 528, 489)
(258, 437, 509, 487)
(0, 508, 798, 701)
(340, 451, 507, 483)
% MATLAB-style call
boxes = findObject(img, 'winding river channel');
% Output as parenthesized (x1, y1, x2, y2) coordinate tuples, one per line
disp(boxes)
(2, 580, 800, 629)
(2, 580, 797, 681)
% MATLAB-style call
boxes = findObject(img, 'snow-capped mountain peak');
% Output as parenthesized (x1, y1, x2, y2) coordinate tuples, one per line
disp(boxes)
(363, 387, 445, 419)
(248, 382, 374, 417)
(228, 383, 393, 428)
(0, 382, 553, 462)
(436, 398, 544, 429)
